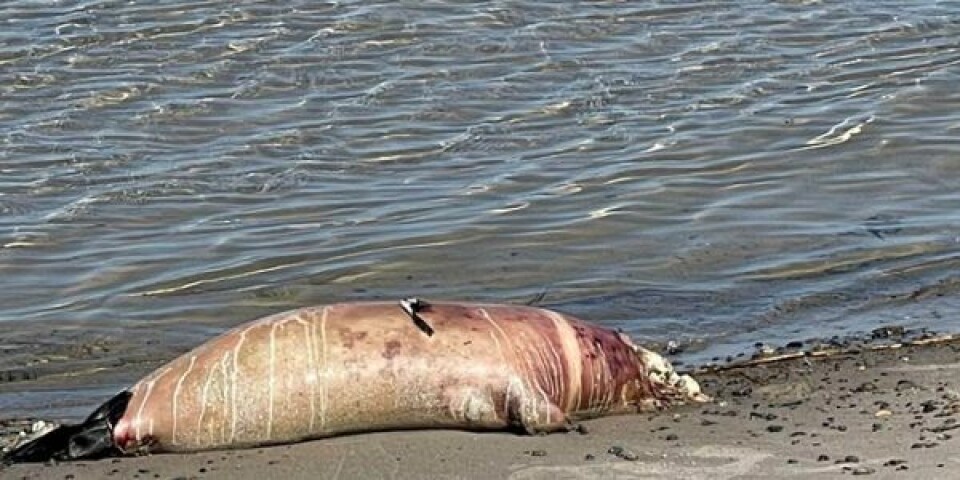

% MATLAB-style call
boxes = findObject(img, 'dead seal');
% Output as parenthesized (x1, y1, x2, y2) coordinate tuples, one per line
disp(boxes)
(4, 300, 707, 462)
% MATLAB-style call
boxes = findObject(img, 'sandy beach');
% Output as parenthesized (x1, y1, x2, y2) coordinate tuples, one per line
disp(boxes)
(4, 334, 959, 479)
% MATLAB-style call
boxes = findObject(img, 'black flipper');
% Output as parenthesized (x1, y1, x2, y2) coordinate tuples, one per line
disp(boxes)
(2, 424, 84, 464)
(2, 391, 132, 464)
(399, 297, 434, 336)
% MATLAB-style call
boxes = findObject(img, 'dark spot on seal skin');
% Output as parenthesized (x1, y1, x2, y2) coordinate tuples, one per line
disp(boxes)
(573, 326, 587, 339)
(383, 340, 402, 359)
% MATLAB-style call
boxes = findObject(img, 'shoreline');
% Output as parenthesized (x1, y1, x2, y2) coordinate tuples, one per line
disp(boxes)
(4, 336, 960, 478)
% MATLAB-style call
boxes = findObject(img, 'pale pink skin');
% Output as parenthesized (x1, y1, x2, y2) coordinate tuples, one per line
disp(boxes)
(112, 302, 691, 453)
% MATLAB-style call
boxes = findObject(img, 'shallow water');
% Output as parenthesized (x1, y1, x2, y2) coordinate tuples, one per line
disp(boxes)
(3, 0, 960, 418)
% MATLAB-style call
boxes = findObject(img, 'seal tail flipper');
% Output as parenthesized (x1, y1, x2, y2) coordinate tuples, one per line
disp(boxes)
(2, 391, 132, 464)
(2, 424, 84, 464)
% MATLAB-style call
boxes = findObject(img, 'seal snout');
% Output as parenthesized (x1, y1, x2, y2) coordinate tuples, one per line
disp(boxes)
(637, 347, 712, 404)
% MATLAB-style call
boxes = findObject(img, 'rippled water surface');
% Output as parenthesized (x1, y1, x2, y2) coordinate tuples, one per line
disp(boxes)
(4, 1, 960, 417)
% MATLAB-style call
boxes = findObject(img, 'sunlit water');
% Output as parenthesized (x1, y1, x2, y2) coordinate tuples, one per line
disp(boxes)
(3, 0, 960, 418)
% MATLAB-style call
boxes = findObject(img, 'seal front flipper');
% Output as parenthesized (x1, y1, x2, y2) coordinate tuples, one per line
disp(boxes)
(2, 391, 131, 464)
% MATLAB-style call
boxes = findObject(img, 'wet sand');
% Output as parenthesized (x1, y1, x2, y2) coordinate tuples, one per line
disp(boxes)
(4, 337, 960, 479)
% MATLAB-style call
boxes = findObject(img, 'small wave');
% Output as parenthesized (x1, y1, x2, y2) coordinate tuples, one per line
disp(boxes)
(801, 115, 875, 150)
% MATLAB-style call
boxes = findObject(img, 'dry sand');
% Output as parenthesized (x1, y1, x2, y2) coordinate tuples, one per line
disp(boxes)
(4, 339, 960, 479)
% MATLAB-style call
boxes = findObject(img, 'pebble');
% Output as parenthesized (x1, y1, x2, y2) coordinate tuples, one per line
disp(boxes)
(607, 446, 639, 461)
(896, 380, 920, 391)
(0, 369, 38, 383)
(853, 382, 877, 393)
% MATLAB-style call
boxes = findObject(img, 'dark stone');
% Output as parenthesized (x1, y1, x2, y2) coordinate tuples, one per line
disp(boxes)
(871, 326, 904, 339)
(607, 446, 639, 461)
(896, 380, 921, 392)
(0, 369, 38, 383)
(853, 382, 877, 393)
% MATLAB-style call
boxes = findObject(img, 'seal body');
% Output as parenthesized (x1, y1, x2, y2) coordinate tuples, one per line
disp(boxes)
(111, 301, 704, 453)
